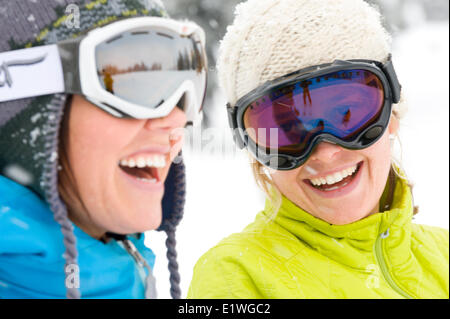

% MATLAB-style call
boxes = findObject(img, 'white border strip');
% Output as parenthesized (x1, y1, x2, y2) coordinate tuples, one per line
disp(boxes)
(0, 45, 64, 103)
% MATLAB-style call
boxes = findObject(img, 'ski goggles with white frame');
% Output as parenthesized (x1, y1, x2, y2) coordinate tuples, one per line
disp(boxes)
(227, 55, 402, 170)
(0, 17, 208, 124)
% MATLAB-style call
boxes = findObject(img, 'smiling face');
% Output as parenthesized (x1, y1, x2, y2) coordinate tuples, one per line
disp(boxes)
(270, 115, 399, 225)
(60, 95, 186, 238)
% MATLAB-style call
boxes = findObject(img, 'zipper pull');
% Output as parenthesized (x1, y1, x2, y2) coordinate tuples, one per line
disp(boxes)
(122, 238, 158, 299)
(123, 239, 144, 266)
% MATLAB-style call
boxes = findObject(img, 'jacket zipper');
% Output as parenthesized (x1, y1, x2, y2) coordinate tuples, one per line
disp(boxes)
(121, 238, 157, 299)
(374, 228, 414, 299)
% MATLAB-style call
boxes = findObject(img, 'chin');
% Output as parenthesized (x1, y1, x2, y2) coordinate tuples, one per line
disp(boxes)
(137, 209, 163, 232)
(113, 206, 163, 234)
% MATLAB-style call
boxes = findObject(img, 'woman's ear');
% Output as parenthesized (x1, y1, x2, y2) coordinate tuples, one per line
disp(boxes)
(388, 114, 400, 135)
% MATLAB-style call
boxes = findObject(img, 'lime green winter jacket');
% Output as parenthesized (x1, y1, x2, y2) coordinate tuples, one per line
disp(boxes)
(188, 176, 449, 299)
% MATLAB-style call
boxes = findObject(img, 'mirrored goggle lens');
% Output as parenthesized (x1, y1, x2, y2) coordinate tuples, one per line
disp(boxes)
(95, 26, 207, 112)
(243, 69, 385, 156)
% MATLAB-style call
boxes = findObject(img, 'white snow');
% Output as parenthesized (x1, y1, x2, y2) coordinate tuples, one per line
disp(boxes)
(30, 113, 42, 123)
(49, 151, 58, 163)
(29, 127, 40, 146)
(3, 164, 33, 186)
(145, 21, 449, 299)
(392, 22, 449, 229)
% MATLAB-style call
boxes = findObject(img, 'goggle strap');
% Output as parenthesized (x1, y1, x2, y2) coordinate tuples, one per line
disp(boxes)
(0, 45, 65, 103)
(57, 39, 83, 95)
(381, 55, 402, 104)
(227, 103, 245, 149)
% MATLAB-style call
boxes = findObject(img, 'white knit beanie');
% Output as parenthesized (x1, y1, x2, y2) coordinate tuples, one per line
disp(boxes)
(218, 0, 407, 118)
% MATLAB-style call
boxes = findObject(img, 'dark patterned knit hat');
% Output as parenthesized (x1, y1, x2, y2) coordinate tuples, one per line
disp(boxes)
(0, 0, 186, 299)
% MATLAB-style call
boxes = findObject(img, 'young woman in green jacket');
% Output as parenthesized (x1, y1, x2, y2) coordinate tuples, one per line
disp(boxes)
(188, 0, 449, 299)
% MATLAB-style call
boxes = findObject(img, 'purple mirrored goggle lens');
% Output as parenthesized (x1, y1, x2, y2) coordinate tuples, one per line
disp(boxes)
(243, 69, 385, 155)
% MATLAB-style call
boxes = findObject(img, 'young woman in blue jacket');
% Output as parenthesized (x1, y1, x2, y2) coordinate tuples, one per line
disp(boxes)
(0, 0, 207, 299)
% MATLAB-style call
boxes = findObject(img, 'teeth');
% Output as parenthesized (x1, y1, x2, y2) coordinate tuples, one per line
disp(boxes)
(119, 154, 167, 169)
(128, 159, 136, 168)
(151, 155, 166, 168)
(137, 157, 146, 168)
(326, 175, 335, 185)
(333, 172, 343, 183)
(153, 156, 162, 168)
(309, 165, 358, 187)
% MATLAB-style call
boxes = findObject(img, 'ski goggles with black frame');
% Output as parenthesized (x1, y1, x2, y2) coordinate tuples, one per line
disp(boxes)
(0, 17, 207, 124)
(227, 55, 402, 170)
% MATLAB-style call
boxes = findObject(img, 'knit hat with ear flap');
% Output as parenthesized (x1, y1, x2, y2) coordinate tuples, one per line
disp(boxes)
(0, 0, 185, 299)
(218, 0, 408, 118)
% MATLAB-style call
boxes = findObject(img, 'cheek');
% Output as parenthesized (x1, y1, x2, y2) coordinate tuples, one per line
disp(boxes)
(271, 169, 302, 197)
(362, 132, 392, 180)
(70, 117, 116, 177)
(67, 104, 136, 208)
(72, 112, 129, 153)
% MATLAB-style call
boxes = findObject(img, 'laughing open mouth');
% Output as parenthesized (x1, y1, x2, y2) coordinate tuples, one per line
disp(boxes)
(119, 155, 167, 184)
(306, 162, 363, 192)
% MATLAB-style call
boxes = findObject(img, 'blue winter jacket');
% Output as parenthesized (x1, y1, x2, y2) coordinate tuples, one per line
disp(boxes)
(0, 175, 156, 299)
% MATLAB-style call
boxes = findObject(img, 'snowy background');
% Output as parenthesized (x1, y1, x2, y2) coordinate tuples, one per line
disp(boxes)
(145, 0, 449, 298)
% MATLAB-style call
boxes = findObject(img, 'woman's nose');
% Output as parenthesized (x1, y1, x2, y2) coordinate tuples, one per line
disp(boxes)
(143, 106, 187, 131)
(309, 141, 343, 163)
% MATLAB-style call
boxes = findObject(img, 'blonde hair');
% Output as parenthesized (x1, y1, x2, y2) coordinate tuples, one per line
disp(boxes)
(250, 158, 282, 220)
